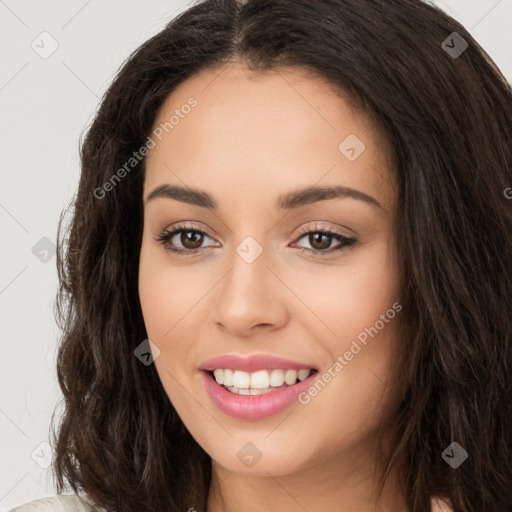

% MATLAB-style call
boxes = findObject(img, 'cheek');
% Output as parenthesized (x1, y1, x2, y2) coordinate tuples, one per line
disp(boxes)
(138, 257, 172, 340)
(138, 241, 205, 340)
(138, 244, 195, 405)
(291, 238, 400, 345)
(292, 239, 401, 412)
(330, 245, 401, 419)
(341, 251, 399, 341)
(335, 240, 401, 380)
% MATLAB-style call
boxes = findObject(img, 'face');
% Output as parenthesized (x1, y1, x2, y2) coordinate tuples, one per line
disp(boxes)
(138, 62, 401, 479)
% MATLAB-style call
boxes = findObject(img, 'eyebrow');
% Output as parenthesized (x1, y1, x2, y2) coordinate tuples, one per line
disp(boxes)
(144, 183, 382, 210)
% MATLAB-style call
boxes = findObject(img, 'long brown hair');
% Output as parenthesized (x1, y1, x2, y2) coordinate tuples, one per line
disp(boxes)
(51, 1, 512, 511)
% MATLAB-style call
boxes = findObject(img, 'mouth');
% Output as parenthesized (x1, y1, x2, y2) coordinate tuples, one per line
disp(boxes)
(205, 368, 318, 395)
(201, 368, 319, 420)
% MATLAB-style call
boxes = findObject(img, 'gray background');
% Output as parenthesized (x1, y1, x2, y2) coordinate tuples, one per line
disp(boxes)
(1, 0, 511, 509)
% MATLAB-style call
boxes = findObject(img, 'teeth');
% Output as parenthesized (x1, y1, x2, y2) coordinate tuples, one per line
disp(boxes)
(233, 370, 251, 389)
(223, 369, 233, 387)
(226, 385, 278, 395)
(284, 369, 297, 385)
(250, 369, 270, 389)
(297, 369, 311, 381)
(269, 369, 285, 387)
(211, 368, 313, 390)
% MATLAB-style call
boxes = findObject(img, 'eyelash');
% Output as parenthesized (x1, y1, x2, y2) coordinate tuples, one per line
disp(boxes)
(154, 222, 357, 258)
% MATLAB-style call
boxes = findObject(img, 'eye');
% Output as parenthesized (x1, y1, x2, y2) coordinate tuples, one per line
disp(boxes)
(154, 223, 218, 257)
(292, 223, 357, 256)
(155, 222, 357, 258)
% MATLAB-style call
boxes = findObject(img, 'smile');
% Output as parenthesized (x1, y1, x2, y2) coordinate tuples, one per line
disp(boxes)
(212, 368, 313, 394)
(201, 368, 319, 420)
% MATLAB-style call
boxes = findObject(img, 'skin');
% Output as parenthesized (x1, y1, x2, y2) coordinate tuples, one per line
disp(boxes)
(138, 61, 407, 512)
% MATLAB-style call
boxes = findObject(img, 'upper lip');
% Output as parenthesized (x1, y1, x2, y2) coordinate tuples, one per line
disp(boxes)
(199, 354, 317, 373)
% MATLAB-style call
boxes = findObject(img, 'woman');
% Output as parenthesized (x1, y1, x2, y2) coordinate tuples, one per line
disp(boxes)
(11, 0, 512, 511)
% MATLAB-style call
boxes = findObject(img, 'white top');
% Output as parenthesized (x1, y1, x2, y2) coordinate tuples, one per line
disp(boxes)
(9, 495, 95, 512)
(10, 494, 454, 511)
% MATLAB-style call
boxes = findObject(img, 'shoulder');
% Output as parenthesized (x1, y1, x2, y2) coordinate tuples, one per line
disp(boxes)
(9, 495, 93, 512)
(431, 496, 453, 512)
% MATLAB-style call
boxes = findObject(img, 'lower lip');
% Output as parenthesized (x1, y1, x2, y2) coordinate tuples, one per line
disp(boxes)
(201, 370, 317, 420)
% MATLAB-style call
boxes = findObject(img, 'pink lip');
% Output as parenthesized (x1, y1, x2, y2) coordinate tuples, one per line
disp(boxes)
(199, 354, 316, 373)
(201, 369, 318, 420)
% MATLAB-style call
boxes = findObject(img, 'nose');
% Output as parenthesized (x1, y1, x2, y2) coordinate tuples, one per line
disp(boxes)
(213, 240, 289, 337)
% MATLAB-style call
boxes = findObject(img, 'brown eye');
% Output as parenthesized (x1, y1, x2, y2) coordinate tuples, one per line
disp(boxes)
(308, 232, 333, 251)
(179, 230, 205, 250)
(293, 226, 357, 256)
(155, 224, 217, 256)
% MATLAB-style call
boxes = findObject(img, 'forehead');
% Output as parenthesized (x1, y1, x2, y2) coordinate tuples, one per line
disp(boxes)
(143, 63, 396, 213)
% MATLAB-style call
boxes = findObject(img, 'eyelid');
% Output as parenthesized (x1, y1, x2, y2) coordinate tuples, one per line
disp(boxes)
(295, 221, 354, 239)
(159, 221, 352, 243)
(157, 222, 218, 244)
(161, 221, 217, 239)
(291, 222, 357, 255)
